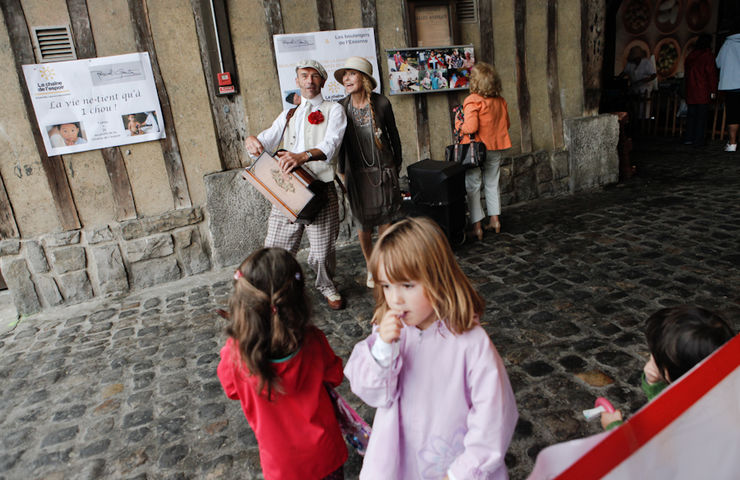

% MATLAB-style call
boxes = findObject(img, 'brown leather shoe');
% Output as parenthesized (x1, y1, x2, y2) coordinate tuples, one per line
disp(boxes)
(326, 293, 344, 310)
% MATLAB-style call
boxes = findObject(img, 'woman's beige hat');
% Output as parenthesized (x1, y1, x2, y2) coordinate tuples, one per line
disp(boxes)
(334, 56, 377, 89)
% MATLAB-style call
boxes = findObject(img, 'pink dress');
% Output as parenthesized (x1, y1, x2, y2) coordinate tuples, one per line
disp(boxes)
(345, 320, 518, 479)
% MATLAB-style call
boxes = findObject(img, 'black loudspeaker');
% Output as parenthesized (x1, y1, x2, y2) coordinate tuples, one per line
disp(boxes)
(408, 199, 467, 246)
(407, 159, 466, 205)
(406, 159, 467, 246)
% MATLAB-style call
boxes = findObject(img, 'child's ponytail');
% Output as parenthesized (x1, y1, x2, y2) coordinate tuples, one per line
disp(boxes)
(226, 248, 311, 400)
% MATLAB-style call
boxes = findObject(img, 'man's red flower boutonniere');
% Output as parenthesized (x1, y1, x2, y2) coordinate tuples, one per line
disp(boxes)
(307, 111, 325, 125)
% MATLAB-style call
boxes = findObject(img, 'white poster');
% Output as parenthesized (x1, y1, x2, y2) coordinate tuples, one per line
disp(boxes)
(22, 52, 165, 156)
(273, 28, 380, 108)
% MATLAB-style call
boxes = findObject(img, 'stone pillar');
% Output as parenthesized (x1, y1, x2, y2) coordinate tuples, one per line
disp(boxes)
(1, 258, 41, 315)
(565, 114, 619, 192)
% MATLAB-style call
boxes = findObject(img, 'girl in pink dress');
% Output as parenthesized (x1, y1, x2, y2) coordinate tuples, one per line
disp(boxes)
(345, 217, 518, 479)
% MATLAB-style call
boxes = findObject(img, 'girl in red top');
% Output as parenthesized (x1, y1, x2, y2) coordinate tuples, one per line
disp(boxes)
(457, 62, 512, 240)
(217, 248, 347, 480)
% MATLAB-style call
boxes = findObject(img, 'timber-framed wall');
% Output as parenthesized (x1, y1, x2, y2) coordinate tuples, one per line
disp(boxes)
(0, 0, 616, 314)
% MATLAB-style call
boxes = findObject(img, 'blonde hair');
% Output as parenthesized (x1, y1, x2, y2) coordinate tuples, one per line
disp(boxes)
(227, 248, 311, 399)
(368, 217, 484, 334)
(360, 73, 383, 149)
(469, 62, 502, 98)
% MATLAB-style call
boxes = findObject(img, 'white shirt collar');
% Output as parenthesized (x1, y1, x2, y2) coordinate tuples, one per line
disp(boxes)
(301, 94, 324, 110)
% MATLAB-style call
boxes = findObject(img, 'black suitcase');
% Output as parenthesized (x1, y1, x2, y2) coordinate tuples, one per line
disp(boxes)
(407, 159, 467, 246)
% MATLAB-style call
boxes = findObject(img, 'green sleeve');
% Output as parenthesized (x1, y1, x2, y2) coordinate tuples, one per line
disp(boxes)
(605, 420, 623, 431)
(641, 372, 668, 401)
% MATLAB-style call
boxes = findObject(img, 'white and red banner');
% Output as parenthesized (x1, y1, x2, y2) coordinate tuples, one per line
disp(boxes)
(529, 333, 740, 480)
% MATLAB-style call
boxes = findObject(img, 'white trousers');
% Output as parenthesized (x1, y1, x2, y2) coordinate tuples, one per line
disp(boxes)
(465, 150, 502, 224)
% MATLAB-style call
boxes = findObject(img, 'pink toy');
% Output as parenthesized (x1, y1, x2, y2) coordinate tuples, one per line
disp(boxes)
(595, 397, 615, 413)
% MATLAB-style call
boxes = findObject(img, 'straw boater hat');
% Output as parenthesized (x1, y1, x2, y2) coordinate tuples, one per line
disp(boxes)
(334, 56, 377, 89)
(295, 59, 327, 80)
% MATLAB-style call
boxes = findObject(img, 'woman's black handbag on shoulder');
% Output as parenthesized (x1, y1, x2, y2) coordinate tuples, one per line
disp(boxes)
(445, 105, 485, 169)
(445, 133, 486, 169)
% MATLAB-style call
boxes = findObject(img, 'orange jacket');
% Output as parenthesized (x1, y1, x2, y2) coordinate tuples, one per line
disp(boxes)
(457, 93, 512, 151)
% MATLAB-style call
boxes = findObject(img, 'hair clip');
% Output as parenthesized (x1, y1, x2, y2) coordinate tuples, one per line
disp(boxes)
(295, 272, 302, 281)
(233, 270, 243, 280)
(271, 305, 278, 314)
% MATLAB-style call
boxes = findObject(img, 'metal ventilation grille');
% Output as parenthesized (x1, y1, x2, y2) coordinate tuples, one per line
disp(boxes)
(456, 0, 478, 23)
(32, 26, 77, 63)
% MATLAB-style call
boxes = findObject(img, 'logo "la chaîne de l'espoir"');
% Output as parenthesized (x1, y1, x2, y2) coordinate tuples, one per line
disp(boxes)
(36, 80, 64, 93)
(36, 66, 64, 93)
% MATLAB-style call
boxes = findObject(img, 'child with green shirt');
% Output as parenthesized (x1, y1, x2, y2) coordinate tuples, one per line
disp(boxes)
(601, 305, 735, 430)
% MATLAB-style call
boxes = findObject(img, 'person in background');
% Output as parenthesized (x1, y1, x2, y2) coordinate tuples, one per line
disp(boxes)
(335, 57, 402, 289)
(245, 59, 348, 310)
(716, 23, 740, 152)
(217, 248, 348, 479)
(456, 62, 511, 240)
(345, 217, 518, 480)
(621, 46, 657, 120)
(684, 34, 718, 146)
(601, 305, 735, 430)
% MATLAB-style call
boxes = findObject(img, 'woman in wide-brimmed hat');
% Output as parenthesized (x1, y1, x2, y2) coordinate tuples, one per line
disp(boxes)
(335, 56, 402, 288)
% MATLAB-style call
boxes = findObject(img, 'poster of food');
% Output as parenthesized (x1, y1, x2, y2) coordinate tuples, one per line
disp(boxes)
(22, 52, 165, 156)
(386, 45, 474, 95)
(614, 0, 719, 79)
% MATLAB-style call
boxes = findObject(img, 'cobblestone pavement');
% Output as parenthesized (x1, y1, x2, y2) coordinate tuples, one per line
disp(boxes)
(1, 138, 739, 480)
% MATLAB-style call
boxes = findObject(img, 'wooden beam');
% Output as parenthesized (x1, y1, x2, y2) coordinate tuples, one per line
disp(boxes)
(316, 0, 335, 31)
(191, 0, 248, 170)
(100, 147, 138, 219)
(401, 1, 431, 161)
(127, 0, 192, 209)
(263, 0, 285, 69)
(514, 0, 533, 152)
(581, 0, 605, 115)
(0, 173, 19, 239)
(415, 95, 432, 160)
(1, 0, 81, 231)
(66, 0, 137, 220)
(360, 0, 385, 88)
(478, 0, 494, 66)
(547, 0, 564, 148)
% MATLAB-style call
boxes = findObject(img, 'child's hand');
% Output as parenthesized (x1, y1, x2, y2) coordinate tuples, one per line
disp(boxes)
(378, 309, 404, 343)
(600, 410, 623, 430)
(643, 355, 663, 384)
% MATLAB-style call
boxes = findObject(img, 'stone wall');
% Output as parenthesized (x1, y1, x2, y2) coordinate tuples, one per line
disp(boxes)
(0, 208, 210, 316)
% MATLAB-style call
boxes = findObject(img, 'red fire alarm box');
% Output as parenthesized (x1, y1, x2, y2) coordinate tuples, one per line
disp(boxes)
(217, 72, 232, 86)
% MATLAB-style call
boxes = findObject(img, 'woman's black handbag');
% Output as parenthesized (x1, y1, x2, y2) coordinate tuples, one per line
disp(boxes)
(445, 134, 486, 169)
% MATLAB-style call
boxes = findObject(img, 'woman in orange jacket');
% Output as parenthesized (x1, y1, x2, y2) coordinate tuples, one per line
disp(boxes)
(456, 62, 511, 240)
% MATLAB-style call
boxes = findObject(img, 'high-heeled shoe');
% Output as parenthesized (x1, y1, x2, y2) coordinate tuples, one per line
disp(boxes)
(485, 220, 501, 233)
(473, 224, 483, 241)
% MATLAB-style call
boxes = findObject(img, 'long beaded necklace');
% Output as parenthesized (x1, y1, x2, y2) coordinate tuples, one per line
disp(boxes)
(349, 100, 382, 187)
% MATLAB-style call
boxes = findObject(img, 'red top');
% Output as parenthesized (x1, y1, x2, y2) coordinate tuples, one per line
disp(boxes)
(684, 49, 718, 104)
(457, 93, 512, 151)
(218, 326, 348, 480)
